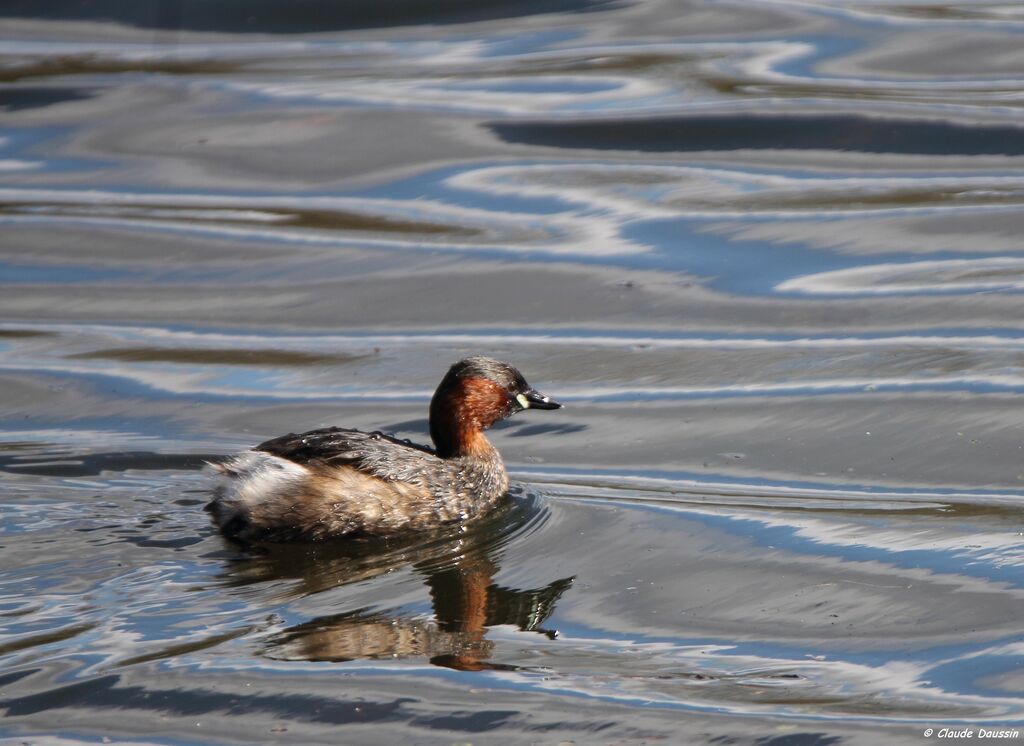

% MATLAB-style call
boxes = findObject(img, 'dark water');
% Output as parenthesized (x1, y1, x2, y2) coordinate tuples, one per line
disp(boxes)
(2, 1, 1024, 743)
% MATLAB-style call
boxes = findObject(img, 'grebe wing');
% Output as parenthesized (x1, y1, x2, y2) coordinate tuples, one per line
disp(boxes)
(255, 427, 441, 482)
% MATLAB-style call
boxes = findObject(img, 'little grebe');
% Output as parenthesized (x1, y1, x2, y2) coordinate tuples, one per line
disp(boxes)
(208, 356, 562, 542)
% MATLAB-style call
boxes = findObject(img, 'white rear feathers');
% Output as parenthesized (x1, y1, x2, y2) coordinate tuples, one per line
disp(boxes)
(210, 451, 310, 508)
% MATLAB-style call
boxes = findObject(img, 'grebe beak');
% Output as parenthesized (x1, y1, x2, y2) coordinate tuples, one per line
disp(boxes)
(517, 389, 563, 410)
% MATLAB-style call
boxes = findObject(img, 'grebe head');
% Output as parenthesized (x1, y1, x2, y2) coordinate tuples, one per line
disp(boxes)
(430, 356, 562, 457)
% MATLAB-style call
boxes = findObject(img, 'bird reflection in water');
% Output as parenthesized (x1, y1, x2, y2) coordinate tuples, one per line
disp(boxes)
(220, 491, 573, 671)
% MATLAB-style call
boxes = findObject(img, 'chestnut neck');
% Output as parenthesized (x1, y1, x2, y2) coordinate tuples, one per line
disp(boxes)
(430, 376, 507, 459)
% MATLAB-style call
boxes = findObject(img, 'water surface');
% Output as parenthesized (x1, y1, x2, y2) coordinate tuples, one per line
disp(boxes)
(2, 1, 1024, 743)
